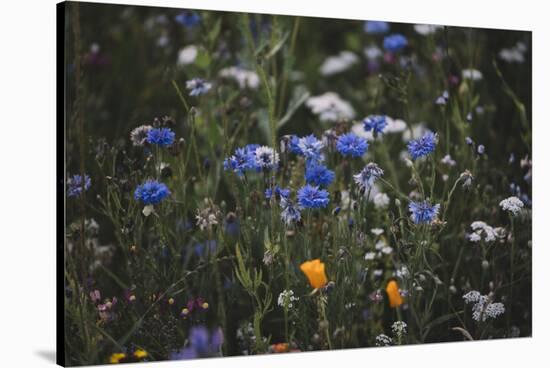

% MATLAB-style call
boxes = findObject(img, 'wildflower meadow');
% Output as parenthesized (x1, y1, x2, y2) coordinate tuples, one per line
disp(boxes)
(62, 2, 532, 365)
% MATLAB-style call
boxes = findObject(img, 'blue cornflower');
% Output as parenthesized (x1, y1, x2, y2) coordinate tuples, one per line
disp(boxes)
(254, 146, 280, 171)
(297, 134, 325, 163)
(364, 21, 390, 34)
(297, 184, 330, 209)
(265, 186, 290, 200)
(146, 127, 176, 147)
(383, 34, 408, 52)
(134, 180, 171, 205)
(363, 115, 388, 134)
(305, 163, 335, 187)
(280, 198, 302, 227)
(407, 131, 437, 160)
(288, 135, 302, 154)
(186, 78, 212, 96)
(67, 174, 91, 197)
(175, 10, 201, 28)
(336, 132, 369, 157)
(408, 200, 440, 224)
(171, 326, 223, 360)
(353, 163, 384, 192)
(223, 147, 256, 176)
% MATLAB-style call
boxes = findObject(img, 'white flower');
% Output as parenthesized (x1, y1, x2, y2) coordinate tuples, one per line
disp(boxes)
(219, 66, 260, 89)
(320, 51, 358, 76)
(364, 252, 377, 261)
(375, 334, 393, 346)
(499, 196, 524, 216)
(373, 269, 383, 277)
(381, 246, 393, 255)
(413, 24, 443, 35)
(468, 221, 505, 243)
(441, 154, 457, 167)
(363, 45, 382, 60)
(499, 42, 527, 63)
(463, 290, 505, 322)
(485, 302, 506, 319)
(374, 193, 390, 209)
(375, 240, 385, 250)
(385, 117, 408, 133)
(277, 289, 299, 309)
(352, 122, 375, 141)
(130, 125, 152, 146)
(306, 92, 355, 122)
(142, 204, 154, 217)
(371, 228, 384, 236)
(391, 321, 408, 337)
(462, 68, 483, 81)
(462, 290, 481, 303)
(177, 45, 198, 66)
(254, 146, 280, 170)
(468, 232, 482, 242)
(395, 265, 409, 280)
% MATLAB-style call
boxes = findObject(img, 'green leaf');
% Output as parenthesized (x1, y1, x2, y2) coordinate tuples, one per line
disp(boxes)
(277, 85, 310, 130)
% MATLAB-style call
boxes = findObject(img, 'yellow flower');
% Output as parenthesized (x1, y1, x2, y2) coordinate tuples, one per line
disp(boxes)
(300, 259, 328, 289)
(386, 280, 403, 308)
(109, 353, 126, 364)
(133, 349, 148, 359)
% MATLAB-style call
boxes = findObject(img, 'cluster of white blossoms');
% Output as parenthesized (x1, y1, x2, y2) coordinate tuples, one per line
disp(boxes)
(277, 289, 299, 310)
(467, 221, 506, 243)
(306, 92, 356, 122)
(319, 51, 358, 76)
(499, 196, 524, 216)
(218, 66, 260, 90)
(499, 42, 527, 64)
(463, 290, 506, 322)
(391, 321, 408, 338)
(375, 333, 393, 346)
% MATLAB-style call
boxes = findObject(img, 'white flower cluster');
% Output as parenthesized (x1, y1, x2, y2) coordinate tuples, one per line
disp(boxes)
(463, 290, 505, 322)
(499, 196, 524, 216)
(499, 42, 527, 63)
(306, 92, 355, 122)
(277, 289, 299, 309)
(219, 66, 260, 89)
(391, 321, 408, 338)
(375, 334, 393, 346)
(319, 51, 358, 76)
(467, 221, 506, 243)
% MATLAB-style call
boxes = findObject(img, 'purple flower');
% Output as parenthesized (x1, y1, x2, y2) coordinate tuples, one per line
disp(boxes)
(67, 174, 91, 197)
(171, 326, 223, 360)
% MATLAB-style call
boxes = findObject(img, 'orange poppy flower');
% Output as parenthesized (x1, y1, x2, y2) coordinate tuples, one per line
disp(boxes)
(386, 280, 403, 308)
(300, 259, 328, 289)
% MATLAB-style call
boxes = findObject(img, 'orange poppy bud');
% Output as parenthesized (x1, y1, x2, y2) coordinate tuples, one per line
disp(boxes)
(386, 280, 403, 308)
(272, 343, 289, 353)
(300, 259, 328, 289)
